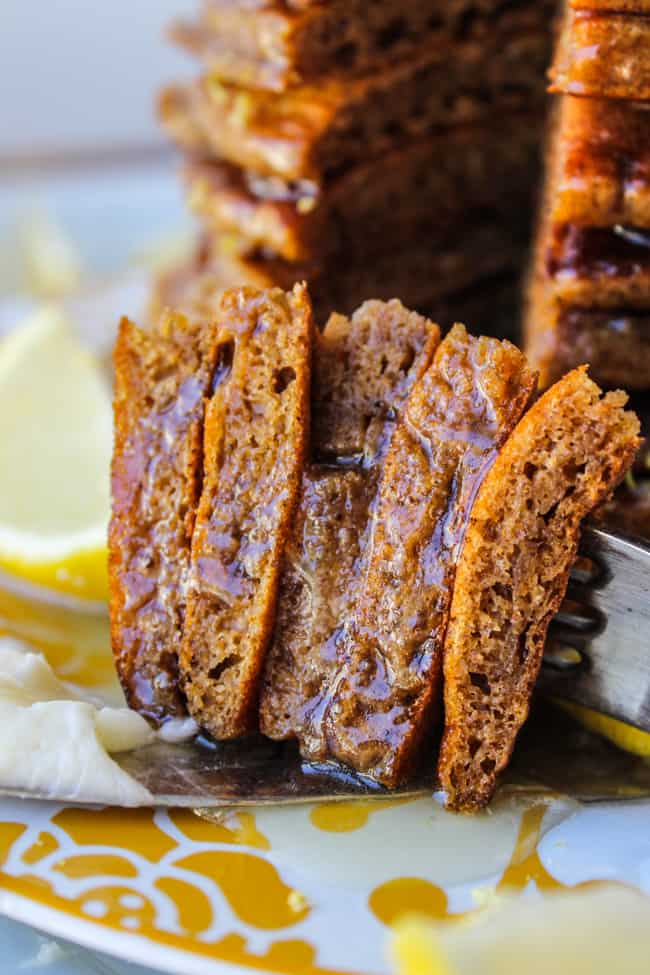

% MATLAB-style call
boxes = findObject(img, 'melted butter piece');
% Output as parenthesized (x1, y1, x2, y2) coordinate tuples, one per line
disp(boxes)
(158, 715, 199, 743)
(0, 637, 154, 805)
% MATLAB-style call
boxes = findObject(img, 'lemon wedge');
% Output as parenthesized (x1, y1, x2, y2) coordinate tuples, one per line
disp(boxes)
(556, 699, 650, 759)
(390, 917, 453, 975)
(0, 306, 111, 601)
(390, 888, 650, 975)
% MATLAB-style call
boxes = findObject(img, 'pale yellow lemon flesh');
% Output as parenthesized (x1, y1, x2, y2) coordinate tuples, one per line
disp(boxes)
(0, 306, 111, 601)
(390, 888, 650, 975)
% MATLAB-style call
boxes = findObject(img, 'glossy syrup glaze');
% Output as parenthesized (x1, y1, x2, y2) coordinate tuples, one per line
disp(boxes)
(321, 325, 538, 787)
(547, 224, 650, 280)
(179, 285, 312, 740)
(109, 312, 219, 722)
(259, 301, 439, 758)
(551, 97, 650, 227)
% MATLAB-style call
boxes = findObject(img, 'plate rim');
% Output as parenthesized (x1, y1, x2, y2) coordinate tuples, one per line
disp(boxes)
(0, 886, 276, 975)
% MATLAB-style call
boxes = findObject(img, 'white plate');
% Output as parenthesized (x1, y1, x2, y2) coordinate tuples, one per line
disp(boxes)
(1, 791, 650, 975)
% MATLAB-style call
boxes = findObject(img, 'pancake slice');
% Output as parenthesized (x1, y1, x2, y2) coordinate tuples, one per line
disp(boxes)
(550, 9, 650, 100)
(159, 7, 551, 186)
(171, 0, 517, 92)
(438, 367, 640, 811)
(180, 284, 312, 739)
(109, 311, 220, 722)
(182, 122, 540, 264)
(259, 300, 439, 756)
(323, 325, 538, 786)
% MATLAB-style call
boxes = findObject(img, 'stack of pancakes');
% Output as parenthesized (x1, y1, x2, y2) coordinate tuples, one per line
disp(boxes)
(526, 1, 650, 390)
(156, 0, 556, 328)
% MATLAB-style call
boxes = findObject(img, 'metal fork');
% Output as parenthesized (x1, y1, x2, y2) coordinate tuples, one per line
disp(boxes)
(539, 526, 650, 733)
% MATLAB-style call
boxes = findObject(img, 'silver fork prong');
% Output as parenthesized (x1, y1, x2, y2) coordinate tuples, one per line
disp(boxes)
(543, 642, 586, 671)
(553, 597, 604, 634)
(569, 551, 607, 587)
(540, 526, 650, 733)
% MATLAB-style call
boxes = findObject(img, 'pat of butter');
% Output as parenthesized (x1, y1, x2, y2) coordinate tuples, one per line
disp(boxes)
(0, 638, 155, 806)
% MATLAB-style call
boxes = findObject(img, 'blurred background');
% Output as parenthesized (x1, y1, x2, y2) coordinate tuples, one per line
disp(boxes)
(2, 1, 193, 163)
(0, 0, 195, 284)
(0, 6, 193, 970)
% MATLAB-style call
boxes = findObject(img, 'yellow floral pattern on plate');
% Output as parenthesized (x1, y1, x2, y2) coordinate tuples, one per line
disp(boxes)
(0, 584, 649, 975)
(1, 794, 643, 975)
(0, 801, 358, 975)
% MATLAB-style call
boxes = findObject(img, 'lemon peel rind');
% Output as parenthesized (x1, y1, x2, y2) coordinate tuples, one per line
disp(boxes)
(0, 525, 107, 564)
(0, 545, 108, 604)
(555, 699, 650, 759)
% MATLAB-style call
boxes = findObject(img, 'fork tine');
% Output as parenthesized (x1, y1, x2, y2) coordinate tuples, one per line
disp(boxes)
(540, 526, 650, 733)
(569, 551, 606, 586)
(553, 598, 604, 634)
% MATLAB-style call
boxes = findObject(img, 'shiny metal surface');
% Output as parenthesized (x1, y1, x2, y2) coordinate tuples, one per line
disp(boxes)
(540, 526, 650, 732)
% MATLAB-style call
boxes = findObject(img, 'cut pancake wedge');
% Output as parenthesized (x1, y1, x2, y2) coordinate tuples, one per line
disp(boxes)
(438, 367, 641, 811)
(180, 284, 312, 739)
(323, 325, 538, 786)
(259, 300, 439, 757)
(110, 311, 219, 721)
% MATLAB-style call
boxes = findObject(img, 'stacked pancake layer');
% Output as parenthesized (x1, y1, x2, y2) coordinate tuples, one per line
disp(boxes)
(109, 287, 639, 810)
(526, 2, 650, 390)
(158, 0, 556, 327)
